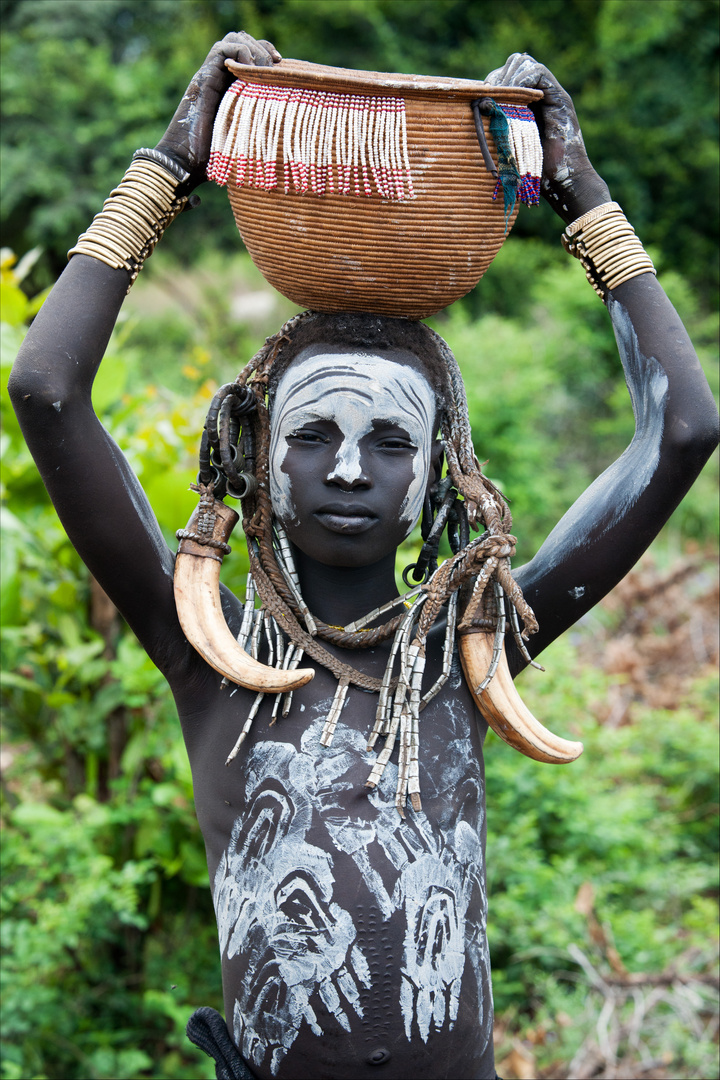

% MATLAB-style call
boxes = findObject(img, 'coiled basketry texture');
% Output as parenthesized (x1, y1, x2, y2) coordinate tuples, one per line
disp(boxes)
(214, 59, 543, 319)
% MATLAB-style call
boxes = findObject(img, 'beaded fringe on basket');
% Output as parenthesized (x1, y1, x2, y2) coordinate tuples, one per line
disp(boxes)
(208, 80, 415, 200)
(493, 103, 542, 207)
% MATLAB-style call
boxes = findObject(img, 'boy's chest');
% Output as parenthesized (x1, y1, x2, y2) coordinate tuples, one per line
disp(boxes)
(182, 645, 488, 882)
(177, 653, 493, 1077)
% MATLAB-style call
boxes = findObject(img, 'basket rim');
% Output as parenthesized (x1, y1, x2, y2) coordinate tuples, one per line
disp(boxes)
(225, 57, 544, 102)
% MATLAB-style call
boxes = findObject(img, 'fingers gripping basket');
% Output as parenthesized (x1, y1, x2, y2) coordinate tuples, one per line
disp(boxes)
(210, 59, 543, 319)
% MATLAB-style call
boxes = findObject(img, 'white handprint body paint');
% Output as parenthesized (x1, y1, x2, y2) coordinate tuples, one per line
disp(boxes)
(213, 678, 490, 1076)
(268, 353, 436, 534)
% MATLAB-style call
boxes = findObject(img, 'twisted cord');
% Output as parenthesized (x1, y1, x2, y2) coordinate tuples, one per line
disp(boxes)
(194, 311, 538, 720)
(418, 533, 519, 640)
(248, 549, 393, 692)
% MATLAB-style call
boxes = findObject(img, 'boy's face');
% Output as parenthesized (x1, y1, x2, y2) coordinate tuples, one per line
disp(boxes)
(269, 347, 437, 567)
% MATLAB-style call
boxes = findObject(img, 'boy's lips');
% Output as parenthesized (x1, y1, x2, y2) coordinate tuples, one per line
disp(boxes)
(314, 503, 378, 534)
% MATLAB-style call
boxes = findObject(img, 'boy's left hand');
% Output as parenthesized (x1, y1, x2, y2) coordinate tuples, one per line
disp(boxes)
(485, 52, 611, 224)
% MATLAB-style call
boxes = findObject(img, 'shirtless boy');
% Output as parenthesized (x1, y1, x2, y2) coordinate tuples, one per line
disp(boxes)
(9, 32, 718, 1080)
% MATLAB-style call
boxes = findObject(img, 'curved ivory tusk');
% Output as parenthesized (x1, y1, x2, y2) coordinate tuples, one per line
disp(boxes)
(174, 497, 314, 693)
(459, 630, 583, 763)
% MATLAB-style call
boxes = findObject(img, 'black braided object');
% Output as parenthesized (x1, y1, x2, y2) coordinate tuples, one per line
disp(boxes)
(186, 1007, 256, 1080)
(200, 383, 258, 498)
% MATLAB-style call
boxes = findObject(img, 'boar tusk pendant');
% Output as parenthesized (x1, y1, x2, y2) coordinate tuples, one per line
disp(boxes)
(459, 629, 583, 764)
(174, 494, 314, 693)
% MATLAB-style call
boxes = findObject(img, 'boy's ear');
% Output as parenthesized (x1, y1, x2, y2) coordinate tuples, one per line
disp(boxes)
(428, 439, 445, 497)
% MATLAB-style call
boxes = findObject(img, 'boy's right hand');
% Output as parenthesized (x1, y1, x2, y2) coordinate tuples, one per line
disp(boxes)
(484, 53, 610, 225)
(155, 32, 281, 187)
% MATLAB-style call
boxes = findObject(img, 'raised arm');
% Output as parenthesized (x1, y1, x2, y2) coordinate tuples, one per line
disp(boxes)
(8, 33, 280, 671)
(483, 55, 719, 667)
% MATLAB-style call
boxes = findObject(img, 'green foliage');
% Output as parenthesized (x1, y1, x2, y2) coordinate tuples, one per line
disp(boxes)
(488, 641, 719, 972)
(0, 0, 237, 283)
(485, 639, 719, 1077)
(3, 797, 154, 1080)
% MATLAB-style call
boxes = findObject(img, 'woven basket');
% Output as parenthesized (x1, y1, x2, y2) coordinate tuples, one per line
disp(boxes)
(217, 59, 543, 319)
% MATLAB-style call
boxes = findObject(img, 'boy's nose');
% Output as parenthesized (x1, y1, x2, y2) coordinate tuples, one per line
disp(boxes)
(325, 468, 372, 490)
(325, 441, 372, 488)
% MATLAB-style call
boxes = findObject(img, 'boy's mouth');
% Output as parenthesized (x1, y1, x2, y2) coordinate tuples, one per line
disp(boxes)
(314, 503, 378, 534)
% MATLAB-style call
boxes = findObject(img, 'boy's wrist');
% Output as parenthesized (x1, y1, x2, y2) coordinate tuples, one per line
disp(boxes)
(153, 139, 209, 191)
(546, 169, 612, 227)
(135, 147, 193, 187)
(68, 156, 190, 290)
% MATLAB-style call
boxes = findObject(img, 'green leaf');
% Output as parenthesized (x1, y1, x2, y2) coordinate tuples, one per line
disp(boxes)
(0, 671, 42, 694)
(0, 282, 29, 327)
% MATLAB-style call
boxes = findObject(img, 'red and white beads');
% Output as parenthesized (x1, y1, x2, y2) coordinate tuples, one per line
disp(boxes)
(208, 80, 415, 200)
(499, 102, 543, 206)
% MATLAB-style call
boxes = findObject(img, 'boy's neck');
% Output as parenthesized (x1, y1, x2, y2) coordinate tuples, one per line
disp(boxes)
(292, 547, 400, 628)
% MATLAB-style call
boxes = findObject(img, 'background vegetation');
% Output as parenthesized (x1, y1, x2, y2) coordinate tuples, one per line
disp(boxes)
(1, 2, 718, 1079)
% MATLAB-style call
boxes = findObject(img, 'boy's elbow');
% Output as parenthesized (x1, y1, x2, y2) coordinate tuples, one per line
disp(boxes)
(7, 361, 38, 414)
(666, 401, 720, 468)
(7, 360, 35, 408)
(8, 341, 79, 414)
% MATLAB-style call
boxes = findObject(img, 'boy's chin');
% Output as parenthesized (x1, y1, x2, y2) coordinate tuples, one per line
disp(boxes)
(289, 536, 401, 572)
(276, 515, 407, 570)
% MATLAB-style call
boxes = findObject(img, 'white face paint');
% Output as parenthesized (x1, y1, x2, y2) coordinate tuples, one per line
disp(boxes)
(269, 353, 436, 536)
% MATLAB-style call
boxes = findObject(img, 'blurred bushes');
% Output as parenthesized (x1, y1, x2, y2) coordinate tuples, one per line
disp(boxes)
(486, 638, 719, 1077)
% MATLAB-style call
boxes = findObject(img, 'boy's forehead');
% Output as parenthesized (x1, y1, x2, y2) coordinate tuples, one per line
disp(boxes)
(272, 350, 435, 420)
(288, 340, 430, 372)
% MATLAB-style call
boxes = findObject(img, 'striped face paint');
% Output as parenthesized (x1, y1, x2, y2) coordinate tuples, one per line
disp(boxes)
(269, 354, 436, 536)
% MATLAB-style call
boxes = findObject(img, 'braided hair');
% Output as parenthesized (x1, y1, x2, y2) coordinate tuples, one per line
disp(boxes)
(194, 311, 538, 814)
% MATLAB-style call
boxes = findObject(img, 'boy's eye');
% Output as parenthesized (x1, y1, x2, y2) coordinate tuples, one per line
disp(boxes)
(288, 429, 329, 444)
(378, 437, 416, 450)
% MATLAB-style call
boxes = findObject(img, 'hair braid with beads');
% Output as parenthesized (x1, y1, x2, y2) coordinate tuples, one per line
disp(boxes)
(192, 311, 538, 815)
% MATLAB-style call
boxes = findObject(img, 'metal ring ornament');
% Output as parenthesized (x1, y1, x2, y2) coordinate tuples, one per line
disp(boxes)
(199, 382, 259, 497)
(205, 383, 256, 454)
(403, 485, 461, 587)
(425, 486, 457, 548)
(198, 428, 214, 485)
(219, 393, 249, 462)
(196, 464, 224, 491)
(226, 473, 259, 500)
(218, 410, 246, 491)
(205, 383, 238, 454)
(402, 561, 432, 588)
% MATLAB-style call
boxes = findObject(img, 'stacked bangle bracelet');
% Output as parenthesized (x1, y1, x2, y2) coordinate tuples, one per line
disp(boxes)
(562, 201, 656, 300)
(68, 150, 191, 290)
